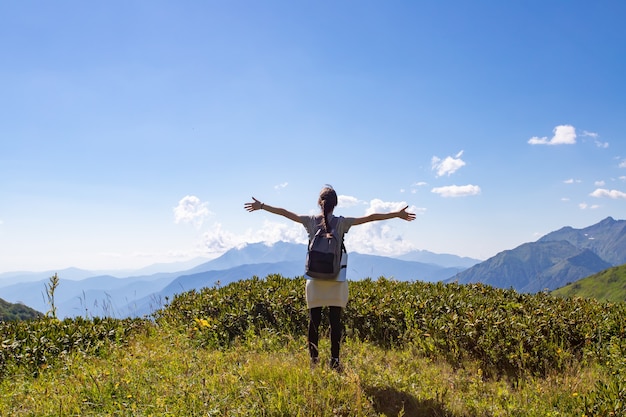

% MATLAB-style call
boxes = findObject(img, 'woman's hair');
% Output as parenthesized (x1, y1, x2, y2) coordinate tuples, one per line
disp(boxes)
(318, 185, 338, 232)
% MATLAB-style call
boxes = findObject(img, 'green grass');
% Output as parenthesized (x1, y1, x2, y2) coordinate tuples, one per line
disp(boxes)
(0, 327, 602, 416)
(1, 275, 625, 416)
(552, 264, 626, 302)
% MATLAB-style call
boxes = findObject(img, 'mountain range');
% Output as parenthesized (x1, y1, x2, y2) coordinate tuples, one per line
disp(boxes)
(2, 216, 623, 319)
(0, 242, 475, 319)
(446, 217, 626, 292)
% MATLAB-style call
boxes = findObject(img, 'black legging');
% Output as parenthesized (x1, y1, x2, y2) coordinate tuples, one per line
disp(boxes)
(308, 306, 342, 359)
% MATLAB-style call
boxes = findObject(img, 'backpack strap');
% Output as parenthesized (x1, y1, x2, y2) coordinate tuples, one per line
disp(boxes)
(331, 217, 347, 254)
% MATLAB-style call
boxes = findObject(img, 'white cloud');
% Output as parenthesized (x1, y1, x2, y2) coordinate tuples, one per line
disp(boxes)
(431, 150, 466, 177)
(619, 159, 626, 169)
(595, 141, 609, 148)
(582, 130, 598, 139)
(274, 182, 289, 190)
(338, 194, 362, 208)
(364, 198, 408, 215)
(528, 125, 577, 145)
(594, 180, 606, 187)
(343, 199, 420, 256)
(620, 176, 626, 181)
(254, 220, 308, 244)
(200, 223, 243, 254)
(431, 184, 481, 197)
(201, 220, 308, 256)
(173, 195, 212, 227)
(590, 188, 626, 199)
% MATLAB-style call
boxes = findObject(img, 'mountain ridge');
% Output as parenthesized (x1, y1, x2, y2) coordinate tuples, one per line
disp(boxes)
(0, 245, 468, 318)
(538, 216, 626, 265)
(447, 217, 624, 292)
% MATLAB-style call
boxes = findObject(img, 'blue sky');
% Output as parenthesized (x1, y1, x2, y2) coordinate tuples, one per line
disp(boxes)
(2, 1, 626, 273)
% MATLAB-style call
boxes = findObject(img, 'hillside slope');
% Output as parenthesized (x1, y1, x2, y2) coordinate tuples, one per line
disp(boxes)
(0, 298, 42, 321)
(552, 264, 626, 302)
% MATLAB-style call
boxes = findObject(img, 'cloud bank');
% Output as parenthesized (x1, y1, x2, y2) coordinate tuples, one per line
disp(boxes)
(201, 220, 308, 255)
(198, 198, 419, 258)
(344, 199, 418, 256)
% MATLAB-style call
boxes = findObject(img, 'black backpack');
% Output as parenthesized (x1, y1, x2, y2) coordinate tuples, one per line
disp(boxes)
(305, 217, 346, 279)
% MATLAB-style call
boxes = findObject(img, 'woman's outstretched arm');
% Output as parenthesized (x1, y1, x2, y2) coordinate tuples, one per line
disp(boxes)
(351, 206, 416, 226)
(244, 197, 303, 224)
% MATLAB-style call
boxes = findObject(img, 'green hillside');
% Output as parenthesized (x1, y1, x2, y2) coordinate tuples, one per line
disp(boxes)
(0, 297, 43, 321)
(552, 264, 626, 302)
(1, 276, 624, 416)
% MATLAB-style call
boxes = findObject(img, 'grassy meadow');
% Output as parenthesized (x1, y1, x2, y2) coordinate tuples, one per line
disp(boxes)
(1, 275, 625, 416)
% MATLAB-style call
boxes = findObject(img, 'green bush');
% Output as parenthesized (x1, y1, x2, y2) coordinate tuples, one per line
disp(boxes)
(154, 274, 308, 348)
(0, 316, 146, 378)
(155, 275, 626, 378)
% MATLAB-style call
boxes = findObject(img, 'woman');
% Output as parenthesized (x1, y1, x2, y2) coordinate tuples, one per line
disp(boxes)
(244, 185, 416, 371)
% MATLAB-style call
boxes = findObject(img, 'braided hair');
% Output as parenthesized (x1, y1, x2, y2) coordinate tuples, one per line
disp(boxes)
(318, 185, 338, 232)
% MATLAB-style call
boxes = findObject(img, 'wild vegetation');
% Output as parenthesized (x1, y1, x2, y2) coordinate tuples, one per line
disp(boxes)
(1, 274, 624, 416)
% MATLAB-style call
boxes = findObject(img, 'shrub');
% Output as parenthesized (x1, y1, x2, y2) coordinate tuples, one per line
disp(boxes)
(155, 275, 626, 378)
(0, 316, 146, 378)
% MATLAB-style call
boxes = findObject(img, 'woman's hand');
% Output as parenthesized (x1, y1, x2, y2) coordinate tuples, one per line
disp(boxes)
(397, 206, 416, 221)
(244, 197, 264, 212)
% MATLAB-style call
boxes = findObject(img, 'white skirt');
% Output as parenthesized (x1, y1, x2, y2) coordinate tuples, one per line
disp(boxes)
(305, 279, 349, 309)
